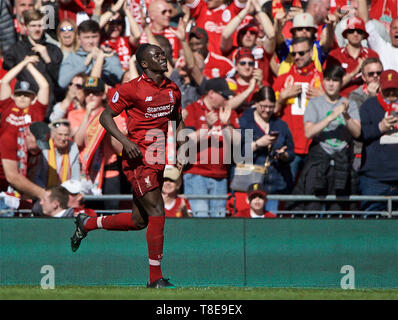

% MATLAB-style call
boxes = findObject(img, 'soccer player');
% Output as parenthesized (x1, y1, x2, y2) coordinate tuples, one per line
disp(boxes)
(70, 43, 183, 289)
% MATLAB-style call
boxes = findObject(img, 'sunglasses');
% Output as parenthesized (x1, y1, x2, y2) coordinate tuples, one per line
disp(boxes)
(161, 9, 172, 15)
(244, 30, 258, 35)
(239, 61, 255, 66)
(294, 27, 314, 32)
(60, 26, 74, 32)
(292, 49, 310, 57)
(84, 90, 103, 96)
(53, 122, 70, 128)
(366, 71, 382, 77)
(346, 29, 364, 35)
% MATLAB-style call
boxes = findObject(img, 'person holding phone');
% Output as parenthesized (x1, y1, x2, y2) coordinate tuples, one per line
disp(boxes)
(238, 86, 295, 212)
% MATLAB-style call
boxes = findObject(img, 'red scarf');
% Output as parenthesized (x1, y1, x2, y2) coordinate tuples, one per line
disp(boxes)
(292, 61, 317, 77)
(377, 91, 398, 113)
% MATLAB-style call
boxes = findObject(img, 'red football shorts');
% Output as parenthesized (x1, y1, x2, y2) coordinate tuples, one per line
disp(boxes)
(122, 157, 164, 198)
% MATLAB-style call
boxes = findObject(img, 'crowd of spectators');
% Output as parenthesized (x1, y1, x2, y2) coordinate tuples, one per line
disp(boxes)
(0, 0, 397, 218)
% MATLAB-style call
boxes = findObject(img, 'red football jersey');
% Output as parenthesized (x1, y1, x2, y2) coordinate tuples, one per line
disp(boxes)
(187, 0, 244, 55)
(203, 52, 235, 79)
(164, 197, 193, 218)
(109, 73, 181, 167)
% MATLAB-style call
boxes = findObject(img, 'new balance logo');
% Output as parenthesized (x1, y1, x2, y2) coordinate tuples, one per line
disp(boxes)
(145, 96, 153, 102)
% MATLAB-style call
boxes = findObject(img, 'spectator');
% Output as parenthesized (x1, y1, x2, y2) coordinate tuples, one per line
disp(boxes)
(358, 69, 398, 211)
(34, 119, 81, 188)
(74, 76, 126, 208)
(0, 0, 17, 52)
(349, 57, 384, 171)
(98, 0, 142, 71)
(189, 26, 235, 80)
(358, 0, 398, 71)
(139, 0, 181, 62)
(220, 0, 275, 84)
(40, 185, 75, 217)
(49, 73, 86, 135)
(275, 12, 335, 76)
(324, 16, 379, 98)
(237, 86, 295, 212)
(0, 121, 50, 204)
(291, 64, 361, 211)
(3, 9, 63, 111)
(273, 36, 323, 182)
(0, 55, 49, 136)
(12, 0, 34, 35)
(182, 77, 240, 217)
(56, 19, 79, 61)
(162, 166, 193, 218)
(367, 0, 397, 33)
(58, 19, 124, 89)
(61, 179, 97, 217)
(58, 0, 96, 25)
(234, 183, 276, 218)
(227, 47, 265, 116)
(184, 0, 247, 55)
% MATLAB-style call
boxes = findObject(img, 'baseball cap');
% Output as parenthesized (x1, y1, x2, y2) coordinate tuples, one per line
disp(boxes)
(380, 70, 398, 91)
(342, 16, 369, 39)
(204, 78, 235, 99)
(247, 183, 267, 199)
(14, 80, 37, 96)
(62, 179, 93, 195)
(83, 76, 105, 93)
(290, 13, 317, 34)
(163, 166, 181, 182)
(29, 121, 50, 150)
(235, 47, 255, 62)
(189, 27, 208, 43)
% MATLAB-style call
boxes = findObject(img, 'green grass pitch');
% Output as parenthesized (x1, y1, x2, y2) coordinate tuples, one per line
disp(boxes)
(1, 286, 398, 300)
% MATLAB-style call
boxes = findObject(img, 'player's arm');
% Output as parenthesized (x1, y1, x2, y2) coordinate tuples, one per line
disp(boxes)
(99, 106, 142, 159)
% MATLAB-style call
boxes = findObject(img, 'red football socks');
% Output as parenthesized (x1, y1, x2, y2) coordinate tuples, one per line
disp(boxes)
(146, 216, 165, 284)
(84, 212, 139, 231)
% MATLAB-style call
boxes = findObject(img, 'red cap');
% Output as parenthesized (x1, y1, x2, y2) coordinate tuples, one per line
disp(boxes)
(235, 47, 254, 62)
(380, 70, 398, 90)
(248, 183, 267, 199)
(342, 16, 369, 39)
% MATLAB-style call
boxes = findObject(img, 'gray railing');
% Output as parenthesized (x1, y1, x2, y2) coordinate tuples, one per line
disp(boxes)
(2, 194, 398, 218)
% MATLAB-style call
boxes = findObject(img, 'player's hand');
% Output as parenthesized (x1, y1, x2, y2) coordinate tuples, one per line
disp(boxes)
(123, 140, 142, 160)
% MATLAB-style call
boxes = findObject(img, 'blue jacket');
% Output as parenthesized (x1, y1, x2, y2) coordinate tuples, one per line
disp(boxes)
(359, 97, 398, 181)
(239, 108, 295, 193)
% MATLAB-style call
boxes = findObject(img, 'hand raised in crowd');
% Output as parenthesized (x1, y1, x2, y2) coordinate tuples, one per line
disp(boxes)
(219, 106, 232, 126)
(367, 81, 380, 96)
(252, 68, 263, 87)
(275, 145, 289, 162)
(22, 55, 40, 66)
(30, 41, 51, 63)
(169, 17, 187, 42)
(287, 6, 303, 20)
(206, 110, 219, 129)
(325, 13, 338, 27)
(379, 114, 398, 133)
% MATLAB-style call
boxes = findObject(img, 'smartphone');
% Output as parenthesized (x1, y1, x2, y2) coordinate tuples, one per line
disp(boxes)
(269, 131, 279, 137)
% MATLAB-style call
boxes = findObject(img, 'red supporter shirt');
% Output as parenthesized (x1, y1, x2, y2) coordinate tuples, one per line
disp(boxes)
(203, 52, 235, 79)
(109, 73, 181, 168)
(164, 197, 193, 218)
(183, 97, 240, 179)
(187, 0, 245, 55)
(102, 36, 133, 71)
(324, 46, 379, 97)
(0, 98, 48, 137)
(273, 62, 323, 155)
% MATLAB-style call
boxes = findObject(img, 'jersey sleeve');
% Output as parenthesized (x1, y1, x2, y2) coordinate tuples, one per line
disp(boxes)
(109, 82, 132, 115)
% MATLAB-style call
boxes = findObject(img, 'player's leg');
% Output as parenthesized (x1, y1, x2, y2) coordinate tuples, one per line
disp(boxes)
(135, 187, 174, 288)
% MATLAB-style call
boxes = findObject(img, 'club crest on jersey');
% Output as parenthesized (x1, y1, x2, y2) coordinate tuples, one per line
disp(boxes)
(145, 96, 153, 102)
(112, 91, 119, 103)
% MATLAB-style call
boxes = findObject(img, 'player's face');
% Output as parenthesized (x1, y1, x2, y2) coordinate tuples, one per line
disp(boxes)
(255, 99, 275, 122)
(40, 190, 55, 216)
(362, 63, 383, 85)
(323, 77, 342, 97)
(390, 18, 398, 48)
(26, 19, 44, 41)
(145, 46, 168, 73)
(52, 124, 70, 150)
(79, 31, 100, 52)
